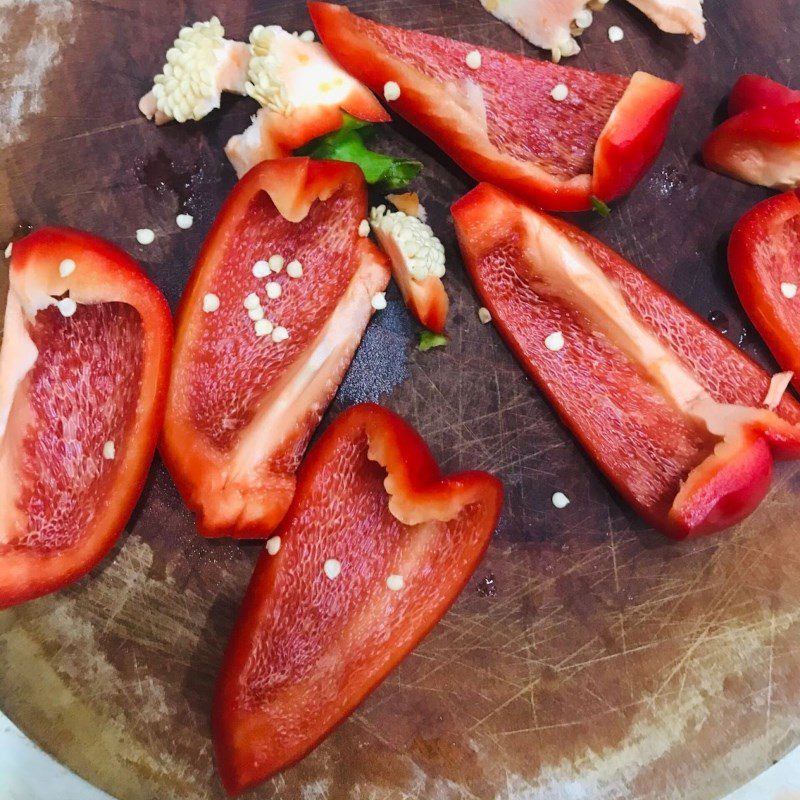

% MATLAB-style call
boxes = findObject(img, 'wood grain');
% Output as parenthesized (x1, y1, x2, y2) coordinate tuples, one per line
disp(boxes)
(2, 1, 800, 798)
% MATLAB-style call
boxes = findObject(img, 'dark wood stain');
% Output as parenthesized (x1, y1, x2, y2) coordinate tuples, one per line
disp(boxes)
(1, 1, 800, 799)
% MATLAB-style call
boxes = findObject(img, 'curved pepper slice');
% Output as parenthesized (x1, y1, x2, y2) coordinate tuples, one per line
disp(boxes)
(703, 102, 800, 190)
(728, 74, 800, 116)
(309, 2, 682, 212)
(212, 402, 503, 795)
(729, 190, 800, 389)
(225, 25, 388, 177)
(452, 183, 800, 539)
(0, 228, 172, 608)
(162, 158, 390, 538)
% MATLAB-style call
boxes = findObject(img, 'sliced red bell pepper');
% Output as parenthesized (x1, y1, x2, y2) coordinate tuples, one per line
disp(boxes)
(452, 183, 800, 539)
(0, 227, 172, 608)
(729, 189, 800, 389)
(703, 75, 800, 190)
(728, 74, 800, 116)
(161, 158, 390, 539)
(225, 28, 389, 176)
(309, 2, 682, 212)
(212, 402, 502, 795)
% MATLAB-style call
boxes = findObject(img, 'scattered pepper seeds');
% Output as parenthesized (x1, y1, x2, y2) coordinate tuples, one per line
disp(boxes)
(176, 213, 194, 230)
(551, 83, 569, 101)
(478, 307, 492, 324)
(248, 306, 265, 321)
(252, 260, 270, 278)
(269, 254, 285, 273)
(552, 491, 570, 509)
(136, 228, 155, 245)
(608, 25, 624, 42)
(103, 441, 116, 460)
(57, 297, 77, 317)
(266, 281, 282, 299)
(781, 282, 797, 299)
(255, 318, 274, 337)
(272, 325, 289, 343)
(387, 574, 404, 591)
(244, 292, 260, 310)
(371, 292, 387, 310)
(358, 219, 371, 237)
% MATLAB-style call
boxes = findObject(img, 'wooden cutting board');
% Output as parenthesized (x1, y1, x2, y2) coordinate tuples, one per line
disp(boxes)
(2, 1, 800, 798)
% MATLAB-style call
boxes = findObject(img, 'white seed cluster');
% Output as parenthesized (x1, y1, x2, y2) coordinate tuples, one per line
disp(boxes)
(246, 26, 293, 114)
(370, 206, 446, 281)
(550, 0, 604, 62)
(152, 17, 227, 123)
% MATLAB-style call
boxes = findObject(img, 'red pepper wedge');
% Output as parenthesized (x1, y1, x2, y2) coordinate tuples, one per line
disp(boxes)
(728, 74, 800, 116)
(452, 183, 800, 539)
(212, 402, 502, 795)
(162, 158, 390, 539)
(702, 101, 800, 190)
(729, 189, 800, 389)
(309, 2, 682, 212)
(0, 227, 172, 608)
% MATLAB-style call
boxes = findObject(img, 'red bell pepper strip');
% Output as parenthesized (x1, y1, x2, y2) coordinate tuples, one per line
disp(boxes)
(703, 75, 800, 190)
(452, 183, 800, 539)
(212, 402, 502, 795)
(0, 228, 172, 608)
(729, 189, 800, 389)
(161, 158, 390, 539)
(309, 2, 682, 212)
(728, 74, 800, 116)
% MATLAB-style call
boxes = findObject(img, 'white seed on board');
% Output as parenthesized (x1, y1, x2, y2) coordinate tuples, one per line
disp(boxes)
(136, 228, 155, 245)
(478, 307, 492, 324)
(176, 213, 194, 230)
(552, 491, 570, 509)
(608, 25, 624, 42)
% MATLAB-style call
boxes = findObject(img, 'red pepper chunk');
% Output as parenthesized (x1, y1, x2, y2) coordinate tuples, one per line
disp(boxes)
(729, 190, 800, 388)
(213, 402, 502, 795)
(309, 2, 682, 212)
(703, 75, 800, 191)
(452, 184, 800, 539)
(0, 228, 172, 608)
(162, 159, 390, 538)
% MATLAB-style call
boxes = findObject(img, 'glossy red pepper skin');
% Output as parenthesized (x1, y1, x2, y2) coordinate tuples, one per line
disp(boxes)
(309, 2, 681, 212)
(212, 402, 502, 795)
(452, 183, 800, 539)
(728, 74, 800, 116)
(162, 158, 390, 539)
(703, 75, 800, 190)
(729, 189, 800, 387)
(0, 228, 172, 608)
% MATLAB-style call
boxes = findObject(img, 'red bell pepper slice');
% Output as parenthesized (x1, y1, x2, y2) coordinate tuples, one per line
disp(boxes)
(309, 2, 682, 212)
(703, 75, 800, 190)
(212, 402, 502, 795)
(452, 183, 800, 539)
(161, 158, 390, 539)
(0, 228, 172, 608)
(728, 74, 800, 116)
(729, 189, 800, 388)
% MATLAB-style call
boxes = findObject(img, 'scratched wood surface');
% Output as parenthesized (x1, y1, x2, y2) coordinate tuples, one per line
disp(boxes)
(2, 1, 800, 798)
